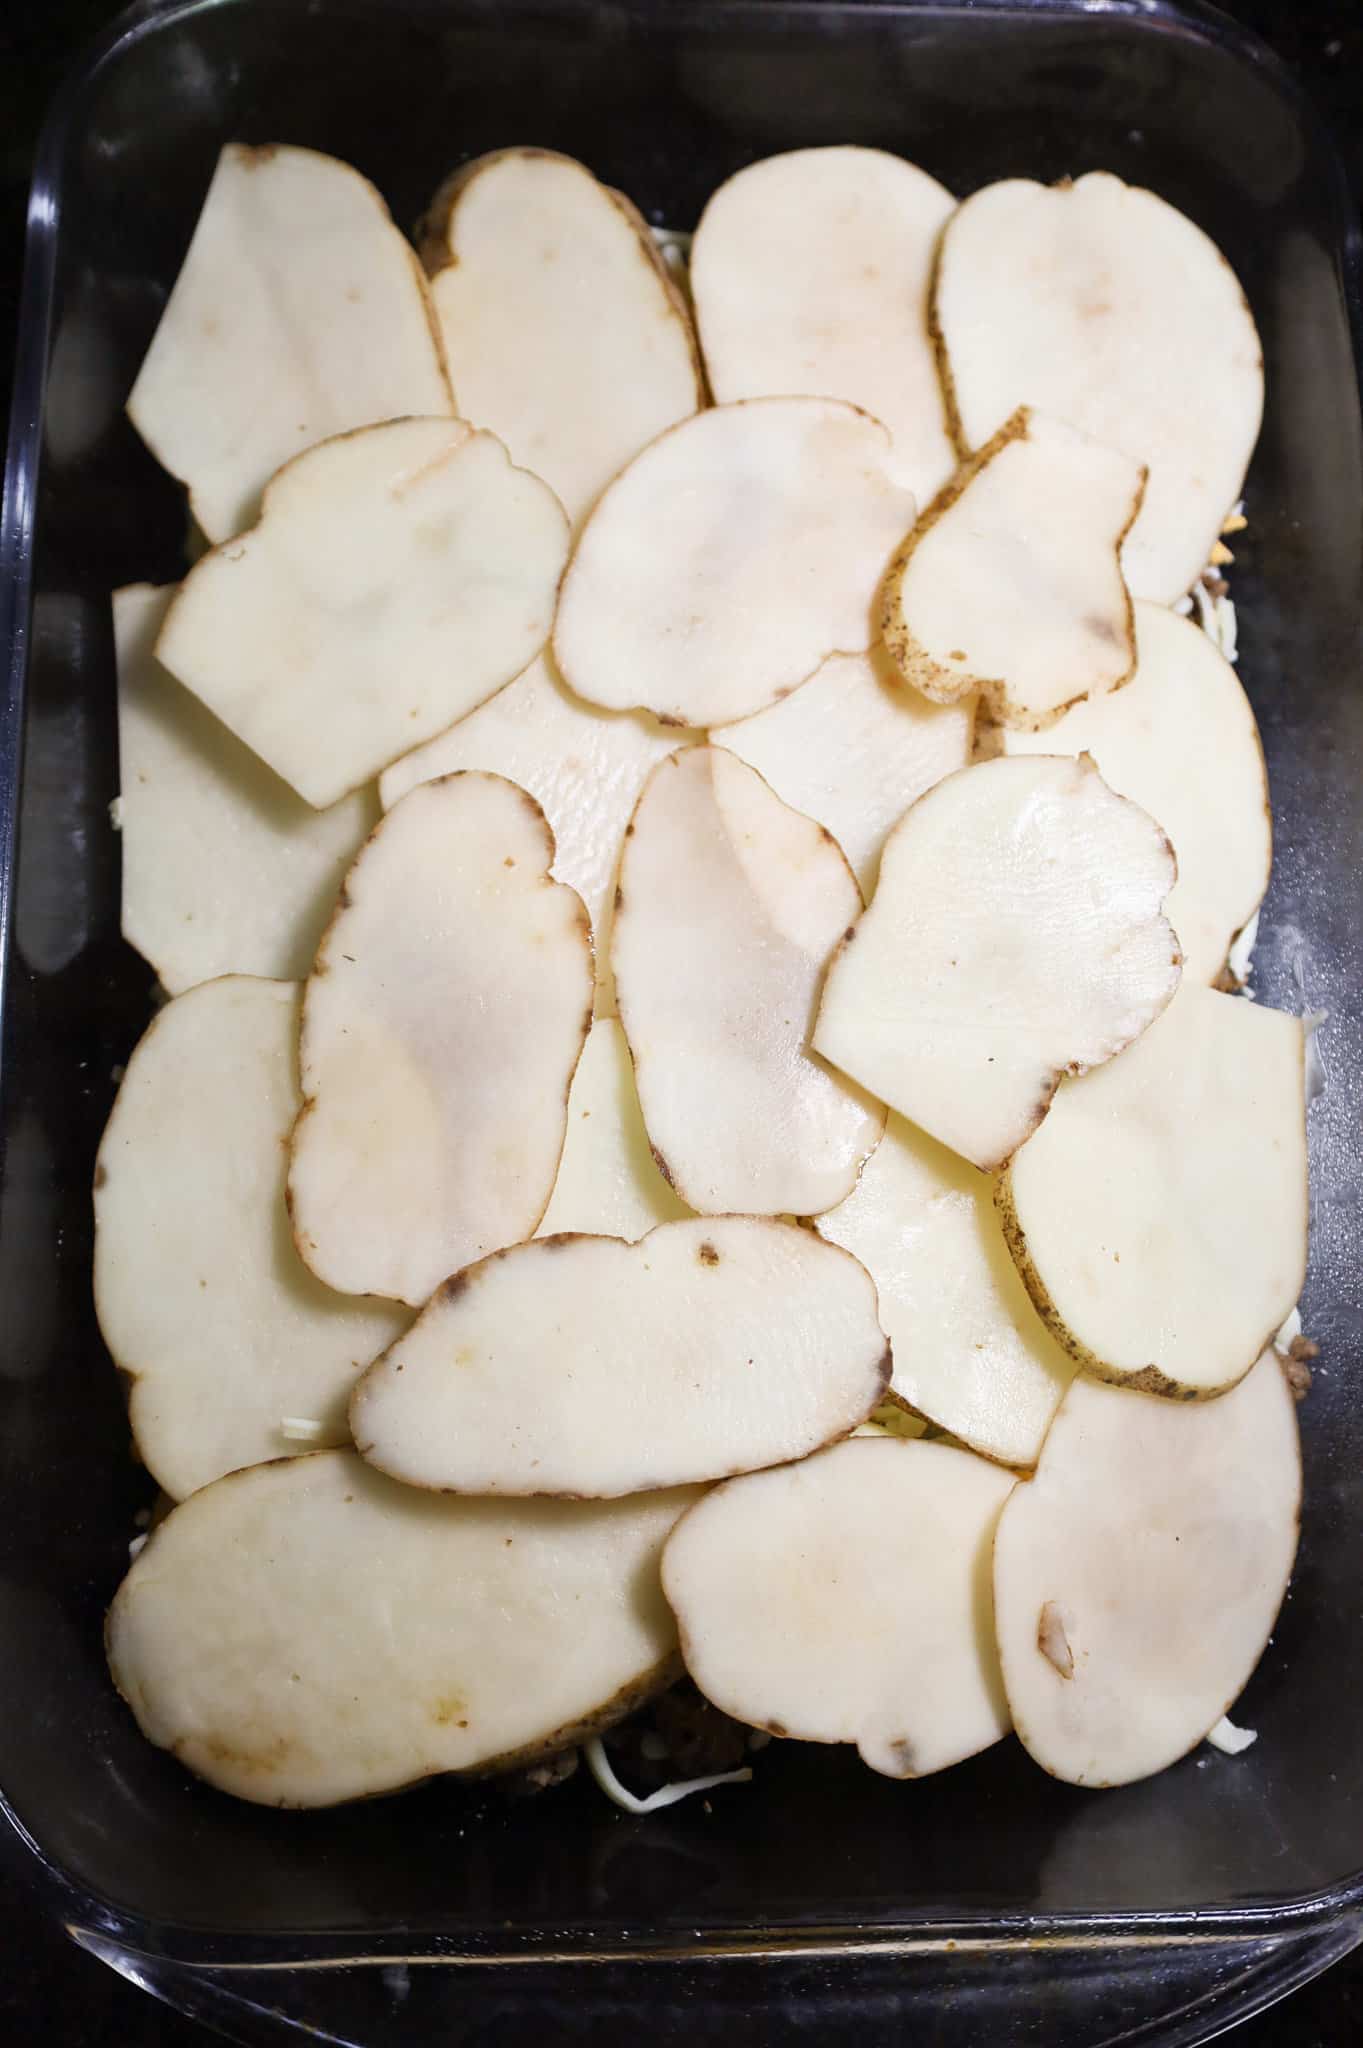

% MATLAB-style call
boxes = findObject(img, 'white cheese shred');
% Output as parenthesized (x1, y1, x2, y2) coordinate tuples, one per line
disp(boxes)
(279, 1416, 327, 1443)
(1206, 1714, 1258, 1756)
(128, 1533, 148, 1560)
(584, 1735, 752, 1816)
(109, 796, 125, 831)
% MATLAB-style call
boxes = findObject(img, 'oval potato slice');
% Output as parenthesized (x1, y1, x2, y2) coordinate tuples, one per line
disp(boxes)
(107, 1450, 697, 1806)
(535, 1019, 691, 1241)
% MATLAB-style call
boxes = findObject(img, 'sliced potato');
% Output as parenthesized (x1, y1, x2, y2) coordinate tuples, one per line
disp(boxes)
(717, 645, 972, 894)
(690, 146, 956, 503)
(814, 755, 1180, 1172)
(113, 584, 376, 994)
(879, 408, 1144, 729)
(614, 746, 884, 1215)
(107, 1449, 696, 1806)
(156, 417, 569, 810)
(997, 982, 1307, 1397)
(352, 1217, 889, 1497)
(1004, 600, 1271, 984)
(933, 171, 1263, 603)
(662, 1437, 1015, 1777)
(128, 143, 452, 542)
(819, 1114, 1074, 1467)
(992, 1351, 1300, 1787)
(535, 1019, 691, 1241)
(94, 978, 406, 1500)
(553, 397, 917, 727)
(421, 149, 703, 530)
(288, 773, 593, 1307)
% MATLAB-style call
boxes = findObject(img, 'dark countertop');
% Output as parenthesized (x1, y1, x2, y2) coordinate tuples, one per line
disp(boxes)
(2, 0, 1361, 2041)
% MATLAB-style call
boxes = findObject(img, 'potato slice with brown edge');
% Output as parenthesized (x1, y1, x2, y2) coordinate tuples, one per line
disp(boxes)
(420, 149, 703, 531)
(690, 146, 956, 505)
(879, 409, 1144, 730)
(815, 755, 1180, 1173)
(997, 982, 1307, 1398)
(287, 772, 593, 1308)
(128, 143, 453, 543)
(553, 398, 917, 727)
(992, 1351, 1299, 1787)
(351, 1218, 889, 1498)
(662, 1437, 1014, 1778)
(614, 746, 884, 1216)
(107, 1449, 698, 1807)
(95, 977, 407, 1500)
(535, 1019, 691, 1242)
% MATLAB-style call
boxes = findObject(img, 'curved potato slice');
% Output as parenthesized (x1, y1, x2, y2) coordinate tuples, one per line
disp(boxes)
(288, 773, 593, 1308)
(107, 1449, 696, 1806)
(421, 149, 703, 530)
(814, 755, 1180, 1172)
(933, 171, 1263, 604)
(156, 417, 569, 809)
(128, 143, 452, 542)
(992, 1351, 1300, 1787)
(114, 584, 376, 993)
(879, 409, 1144, 729)
(614, 746, 884, 1216)
(535, 1019, 691, 1241)
(1003, 600, 1271, 984)
(997, 982, 1307, 1397)
(553, 397, 917, 727)
(353, 1217, 888, 1497)
(819, 1114, 1074, 1468)
(94, 978, 406, 1500)
(662, 1437, 1015, 1778)
(716, 646, 972, 895)
(690, 146, 956, 503)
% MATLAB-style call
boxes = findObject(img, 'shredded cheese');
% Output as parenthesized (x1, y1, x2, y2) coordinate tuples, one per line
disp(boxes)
(279, 1416, 327, 1443)
(1206, 1714, 1257, 1756)
(584, 1735, 752, 1815)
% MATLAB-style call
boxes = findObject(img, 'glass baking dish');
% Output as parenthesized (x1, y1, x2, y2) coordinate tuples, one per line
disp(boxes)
(2, 1, 1361, 2041)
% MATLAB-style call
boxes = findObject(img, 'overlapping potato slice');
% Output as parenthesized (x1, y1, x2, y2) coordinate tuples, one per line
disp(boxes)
(717, 646, 972, 894)
(614, 746, 884, 1215)
(420, 149, 703, 530)
(819, 1115, 1074, 1467)
(992, 1350, 1300, 1787)
(128, 143, 453, 542)
(287, 773, 593, 1307)
(553, 397, 917, 726)
(933, 171, 1263, 604)
(156, 417, 569, 809)
(879, 409, 1143, 729)
(815, 755, 1180, 1172)
(352, 1218, 889, 1497)
(662, 1437, 1015, 1778)
(535, 1019, 691, 1241)
(107, 1449, 697, 1806)
(997, 981, 1307, 1398)
(94, 978, 407, 1500)
(113, 584, 376, 993)
(1003, 600, 1271, 983)
(690, 146, 956, 503)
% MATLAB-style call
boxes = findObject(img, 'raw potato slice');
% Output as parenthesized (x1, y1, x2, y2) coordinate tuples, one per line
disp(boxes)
(992, 1351, 1300, 1787)
(352, 1218, 889, 1497)
(156, 417, 569, 810)
(553, 398, 917, 726)
(662, 1437, 1015, 1777)
(421, 149, 703, 530)
(93, 979, 407, 1500)
(997, 982, 1307, 1397)
(690, 146, 957, 504)
(128, 143, 453, 543)
(535, 1019, 691, 1241)
(113, 584, 376, 993)
(717, 646, 972, 894)
(378, 653, 693, 1015)
(933, 171, 1263, 604)
(288, 773, 593, 1307)
(814, 755, 1180, 1172)
(107, 1449, 696, 1806)
(1003, 600, 1271, 984)
(878, 409, 1144, 729)
(614, 746, 884, 1215)
(819, 1115, 1073, 1468)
